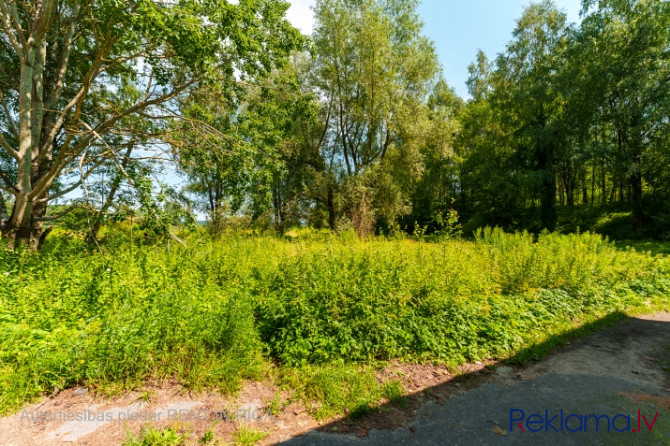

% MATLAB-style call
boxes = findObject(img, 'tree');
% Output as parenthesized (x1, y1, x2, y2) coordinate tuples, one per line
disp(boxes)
(453, 0, 668, 235)
(457, 50, 524, 229)
(492, 1, 571, 231)
(454, 4, 571, 232)
(171, 50, 327, 235)
(401, 79, 462, 231)
(0, 0, 300, 248)
(311, 0, 440, 233)
(576, 0, 670, 226)
(171, 85, 263, 235)
(245, 54, 333, 233)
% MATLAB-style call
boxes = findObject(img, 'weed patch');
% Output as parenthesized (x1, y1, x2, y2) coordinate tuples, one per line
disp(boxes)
(1, 229, 669, 417)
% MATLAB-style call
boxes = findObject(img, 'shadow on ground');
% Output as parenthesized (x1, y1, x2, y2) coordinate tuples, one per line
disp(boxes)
(281, 312, 670, 445)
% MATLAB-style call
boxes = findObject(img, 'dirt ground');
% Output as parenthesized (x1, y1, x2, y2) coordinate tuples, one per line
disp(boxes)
(2, 312, 670, 445)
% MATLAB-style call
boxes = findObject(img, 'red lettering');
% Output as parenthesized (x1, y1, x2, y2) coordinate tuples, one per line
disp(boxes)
(642, 412, 659, 432)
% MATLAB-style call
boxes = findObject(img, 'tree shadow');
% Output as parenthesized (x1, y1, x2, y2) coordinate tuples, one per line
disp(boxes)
(612, 239, 670, 256)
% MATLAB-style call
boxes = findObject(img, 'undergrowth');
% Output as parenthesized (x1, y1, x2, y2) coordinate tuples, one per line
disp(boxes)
(1, 227, 669, 417)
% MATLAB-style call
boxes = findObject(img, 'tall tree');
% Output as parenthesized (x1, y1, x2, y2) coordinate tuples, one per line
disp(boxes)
(457, 52, 523, 228)
(577, 0, 670, 226)
(170, 84, 264, 234)
(247, 54, 334, 232)
(492, 0, 570, 231)
(0, 0, 300, 248)
(402, 79, 462, 230)
(311, 0, 440, 231)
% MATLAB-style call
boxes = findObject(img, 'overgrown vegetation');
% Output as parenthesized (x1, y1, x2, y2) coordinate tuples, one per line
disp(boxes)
(278, 363, 405, 420)
(1, 3, 669, 440)
(231, 426, 268, 446)
(1, 228, 668, 416)
(122, 425, 219, 446)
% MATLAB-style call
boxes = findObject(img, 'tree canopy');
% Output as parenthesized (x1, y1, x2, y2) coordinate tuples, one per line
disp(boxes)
(1, 0, 669, 247)
(0, 0, 301, 247)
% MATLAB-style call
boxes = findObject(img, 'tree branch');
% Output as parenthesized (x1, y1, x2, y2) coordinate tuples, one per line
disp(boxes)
(82, 123, 187, 247)
(37, 156, 110, 203)
(34, 203, 81, 222)
(44, 3, 79, 109)
(31, 0, 59, 43)
(0, 91, 18, 139)
(8, 2, 27, 47)
(0, 132, 19, 160)
(0, 3, 25, 61)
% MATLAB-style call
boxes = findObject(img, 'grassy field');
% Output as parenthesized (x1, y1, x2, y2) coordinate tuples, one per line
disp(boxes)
(1, 227, 669, 418)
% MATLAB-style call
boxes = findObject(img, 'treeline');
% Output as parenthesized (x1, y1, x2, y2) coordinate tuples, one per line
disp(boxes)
(173, 0, 670, 238)
(451, 0, 670, 236)
(1, 0, 668, 248)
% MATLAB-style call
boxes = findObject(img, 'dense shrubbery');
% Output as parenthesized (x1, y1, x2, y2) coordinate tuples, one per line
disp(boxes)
(1, 229, 669, 414)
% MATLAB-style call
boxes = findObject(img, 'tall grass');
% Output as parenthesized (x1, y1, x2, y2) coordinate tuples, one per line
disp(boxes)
(1, 228, 668, 414)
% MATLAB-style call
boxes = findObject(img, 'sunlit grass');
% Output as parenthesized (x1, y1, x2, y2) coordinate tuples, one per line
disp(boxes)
(1, 227, 669, 417)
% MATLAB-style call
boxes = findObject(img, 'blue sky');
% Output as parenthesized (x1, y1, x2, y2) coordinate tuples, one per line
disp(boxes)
(286, 0, 584, 98)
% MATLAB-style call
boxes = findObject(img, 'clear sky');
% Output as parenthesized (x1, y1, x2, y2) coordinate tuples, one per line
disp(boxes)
(286, 0, 584, 98)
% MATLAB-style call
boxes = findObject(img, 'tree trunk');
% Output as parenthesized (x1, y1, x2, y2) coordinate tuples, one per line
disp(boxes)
(4, 194, 33, 249)
(631, 172, 643, 229)
(30, 196, 48, 247)
(601, 160, 607, 205)
(537, 137, 557, 232)
(609, 180, 617, 203)
(540, 168, 557, 232)
(6, 38, 37, 248)
(565, 182, 574, 206)
(326, 185, 336, 230)
(591, 161, 596, 205)
(581, 167, 588, 204)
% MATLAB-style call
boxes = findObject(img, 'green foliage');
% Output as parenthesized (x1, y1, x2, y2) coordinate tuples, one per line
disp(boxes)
(4, 0, 668, 247)
(0, 0, 304, 248)
(452, 0, 670, 237)
(299, 0, 445, 230)
(256, 229, 670, 365)
(432, 207, 462, 238)
(0, 238, 267, 411)
(0, 230, 669, 416)
(278, 362, 402, 420)
(232, 426, 268, 446)
(123, 426, 186, 446)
